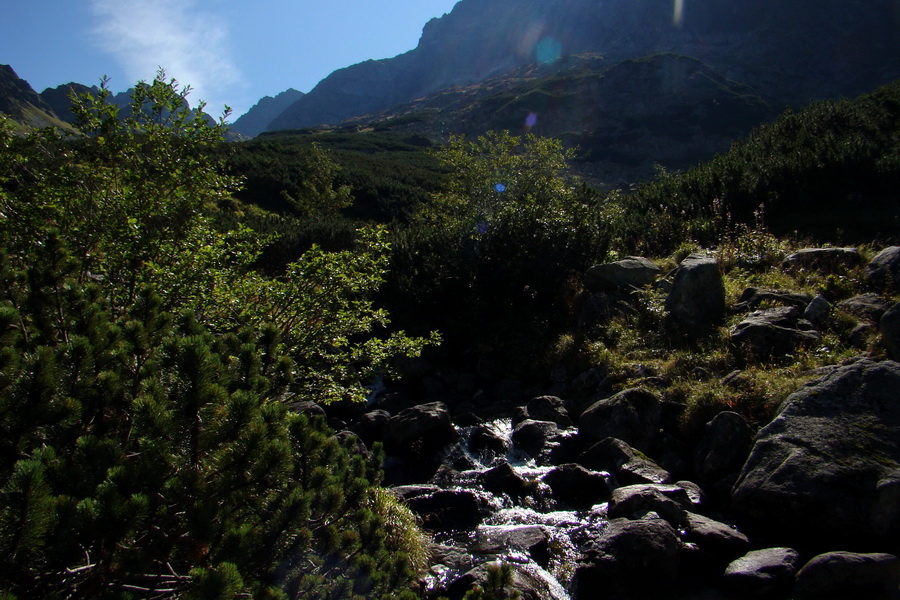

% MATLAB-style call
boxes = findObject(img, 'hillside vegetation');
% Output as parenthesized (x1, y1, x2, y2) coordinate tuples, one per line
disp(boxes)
(1, 69, 899, 598)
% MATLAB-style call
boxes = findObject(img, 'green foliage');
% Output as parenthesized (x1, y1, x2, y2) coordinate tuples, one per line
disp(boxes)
(462, 563, 521, 600)
(386, 131, 607, 373)
(0, 243, 419, 598)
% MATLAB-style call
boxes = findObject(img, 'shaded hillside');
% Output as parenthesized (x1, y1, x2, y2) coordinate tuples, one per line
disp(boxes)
(266, 0, 900, 132)
(0, 65, 72, 130)
(230, 88, 304, 137)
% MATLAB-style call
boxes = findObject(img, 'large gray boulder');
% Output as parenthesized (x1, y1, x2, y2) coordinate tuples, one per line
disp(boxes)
(730, 306, 822, 358)
(794, 551, 900, 599)
(572, 515, 683, 599)
(866, 246, 900, 292)
(665, 253, 726, 332)
(693, 411, 754, 487)
(578, 388, 661, 452)
(584, 256, 662, 292)
(578, 437, 672, 485)
(723, 547, 801, 597)
(732, 359, 900, 546)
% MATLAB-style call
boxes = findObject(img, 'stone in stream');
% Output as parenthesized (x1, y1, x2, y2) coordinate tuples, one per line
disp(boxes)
(723, 547, 801, 597)
(541, 463, 612, 509)
(578, 437, 672, 485)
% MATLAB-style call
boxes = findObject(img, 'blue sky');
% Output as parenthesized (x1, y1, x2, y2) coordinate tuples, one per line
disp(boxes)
(1, 0, 461, 120)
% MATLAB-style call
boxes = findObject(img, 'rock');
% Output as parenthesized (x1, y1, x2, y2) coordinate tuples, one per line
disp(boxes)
(665, 253, 726, 332)
(479, 463, 530, 497)
(584, 256, 661, 292)
(573, 515, 683, 599)
(838, 293, 893, 323)
(350, 409, 391, 446)
(733, 287, 814, 312)
(383, 401, 458, 456)
(443, 561, 555, 600)
(693, 411, 754, 486)
(682, 512, 750, 559)
(730, 305, 821, 358)
(402, 488, 491, 532)
(525, 395, 572, 427)
(782, 247, 863, 272)
(731, 359, 900, 546)
(578, 437, 672, 485)
(472, 525, 551, 565)
(468, 423, 508, 456)
(866, 246, 900, 292)
(794, 551, 900, 599)
(802, 294, 832, 325)
(881, 302, 900, 360)
(723, 547, 801, 597)
(511, 419, 558, 456)
(578, 388, 661, 452)
(606, 484, 690, 527)
(541, 463, 612, 509)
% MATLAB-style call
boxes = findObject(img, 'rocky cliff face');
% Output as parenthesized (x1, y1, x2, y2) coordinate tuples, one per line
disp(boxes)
(265, 0, 900, 132)
(0, 64, 63, 128)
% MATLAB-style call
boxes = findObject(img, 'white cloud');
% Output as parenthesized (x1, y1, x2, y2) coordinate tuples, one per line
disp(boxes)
(89, 0, 242, 115)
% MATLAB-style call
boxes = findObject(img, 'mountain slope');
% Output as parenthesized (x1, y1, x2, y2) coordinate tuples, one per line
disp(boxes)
(0, 65, 71, 130)
(230, 88, 304, 137)
(266, 0, 900, 132)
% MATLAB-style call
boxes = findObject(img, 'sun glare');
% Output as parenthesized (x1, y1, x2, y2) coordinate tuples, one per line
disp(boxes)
(673, 0, 685, 27)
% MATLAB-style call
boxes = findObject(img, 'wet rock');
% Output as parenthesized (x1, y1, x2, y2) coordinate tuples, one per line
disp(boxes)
(383, 401, 458, 456)
(866, 246, 900, 293)
(782, 247, 863, 272)
(578, 388, 661, 452)
(511, 419, 558, 457)
(526, 395, 573, 427)
(838, 293, 893, 323)
(693, 411, 754, 488)
(472, 525, 551, 566)
(730, 305, 821, 358)
(794, 551, 900, 599)
(573, 515, 683, 599)
(665, 253, 726, 333)
(578, 437, 671, 485)
(479, 463, 530, 497)
(541, 463, 612, 509)
(723, 547, 801, 597)
(606, 484, 690, 527)
(402, 488, 491, 532)
(584, 256, 661, 292)
(443, 561, 555, 600)
(732, 359, 900, 547)
(881, 302, 900, 360)
(468, 423, 508, 456)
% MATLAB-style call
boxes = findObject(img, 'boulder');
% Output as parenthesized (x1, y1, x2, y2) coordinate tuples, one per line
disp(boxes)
(723, 547, 801, 597)
(541, 463, 612, 509)
(794, 551, 900, 599)
(732, 359, 900, 546)
(468, 423, 508, 456)
(350, 409, 391, 446)
(782, 247, 863, 272)
(682, 512, 750, 559)
(838, 293, 893, 323)
(606, 483, 691, 527)
(479, 462, 530, 497)
(730, 305, 821, 358)
(693, 411, 754, 486)
(733, 287, 813, 312)
(382, 401, 458, 456)
(402, 488, 491, 532)
(442, 561, 555, 600)
(584, 256, 661, 292)
(525, 395, 573, 427)
(802, 294, 832, 326)
(573, 515, 683, 599)
(665, 253, 726, 332)
(578, 437, 672, 485)
(511, 419, 558, 457)
(881, 302, 900, 360)
(578, 388, 661, 452)
(866, 246, 900, 292)
(472, 525, 551, 565)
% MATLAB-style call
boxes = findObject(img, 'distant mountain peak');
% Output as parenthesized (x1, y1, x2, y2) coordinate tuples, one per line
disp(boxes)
(230, 88, 305, 137)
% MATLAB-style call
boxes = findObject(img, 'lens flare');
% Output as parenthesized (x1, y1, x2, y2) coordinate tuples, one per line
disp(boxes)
(494, 183, 507, 193)
(525, 112, 538, 129)
(673, 0, 685, 27)
(535, 37, 562, 64)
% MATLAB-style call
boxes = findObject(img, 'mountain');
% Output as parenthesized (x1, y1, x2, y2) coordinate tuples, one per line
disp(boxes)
(40, 82, 99, 123)
(0, 64, 72, 130)
(266, 0, 900, 133)
(230, 88, 304, 137)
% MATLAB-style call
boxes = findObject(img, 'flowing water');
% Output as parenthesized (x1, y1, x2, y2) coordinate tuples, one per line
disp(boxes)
(421, 419, 610, 600)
